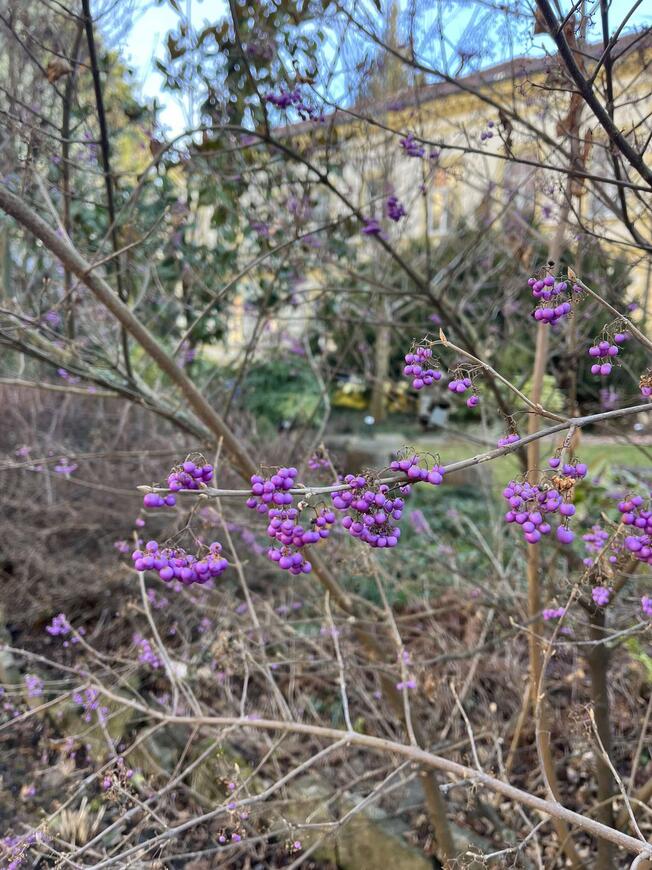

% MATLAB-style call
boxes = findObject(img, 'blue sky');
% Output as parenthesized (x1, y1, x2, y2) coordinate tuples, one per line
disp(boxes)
(112, 0, 651, 135)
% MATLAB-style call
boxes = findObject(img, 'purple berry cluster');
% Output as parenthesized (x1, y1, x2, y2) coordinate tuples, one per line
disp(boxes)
(548, 457, 588, 478)
(640, 372, 652, 400)
(399, 132, 425, 157)
(620, 496, 652, 565)
(143, 457, 213, 509)
(497, 433, 520, 448)
(332, 475, 404, 549)
(403, 345, 441, 390)
(143, 492, 176, 509)
(2, 831, 46, 870)
(548, 456, 589, 480)
(266, 506, 335, 575)
(168, 459, 214, 491)
(46, 613, 72, 637)
(45, 612, 84, 647)
(265, 88, 322, 122)
(248, 468, 326, 573)
(361, 218, 382, 236)
(588, 335, 627, 377)
(267, 506, 335, 548)
(582, 524, 621, 567)
(448, 376, 471, 395)
(583, 524, 609, 553)
(503, 471, 581, 545)
(131, 540, 228, 585)
(387, 196, 407, 222)
(528, 274, 580, 324)
(479, 120, 495, 141)
(133, 633, 162, 669)
(592, 586, 611, 606)
(543, 606, 566, 621)
(72, 687, 108, 724)
(448, 375, 479, 408)
(390, 454, 445, 486)
(308, 453, 329, 471)
(247, 468, 297, 513)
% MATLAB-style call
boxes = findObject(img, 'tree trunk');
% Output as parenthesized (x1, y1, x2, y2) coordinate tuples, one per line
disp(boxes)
(587, 608, 615, 869)
(370, 296, 391, 422)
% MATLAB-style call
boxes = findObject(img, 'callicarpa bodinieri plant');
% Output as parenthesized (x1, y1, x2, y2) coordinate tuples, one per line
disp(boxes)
(2, 0, 652, 867)
(135, 266, 651, 609)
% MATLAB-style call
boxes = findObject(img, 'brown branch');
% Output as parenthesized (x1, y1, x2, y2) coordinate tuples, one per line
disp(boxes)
(64, 685, 652, 863)
(81, 0, 132, 378)
(0, 182, 256, 480)
(535, 0, 652, 189)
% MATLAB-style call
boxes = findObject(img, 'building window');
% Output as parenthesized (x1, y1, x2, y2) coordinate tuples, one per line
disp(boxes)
(429, 169, 453, 236)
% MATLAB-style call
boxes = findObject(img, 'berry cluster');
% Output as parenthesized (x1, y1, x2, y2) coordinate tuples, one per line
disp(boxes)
(308, 452, 329, 471)
(133, 633, 162, 669)
(131, 540, 228, 585)
(588, 333, 627, 377)
(548, 457, 588, 478)
(390, 454, 445, 486)
(247, 468, 297, 513)
(620, 496, 652, 565)
(582, 524, 622, 568)
(399, 132, 425, 157)
(265, 88, 322, 121)
(583, 524, 609, 553)
(143, 492, 176, 509)
(533, 298, 572, 325)
(2, 830, 46, 870)
(447, 375, 479, 408)
(503, 467, 582, 545)
(403, 345, 441, 390)
(497, 433, 520, 448)
(248, 468, 329, 573)
(168, 459, 214, 491)
(72, 687, 108, 724)
(479, 120, 495, 141)
(143, 457, 214, 509)
(387, 196, 407, 222)
(45, 613, 84, 647)
(267, 547, 312, 574)
(267, 506, 335, 548)
(46, 613, 72, 637)
(361, 217, 382, 236)
(640, 371, 652, 400)
(592, 586, 611, 606)
(332, 475, 404, 549)
(543, 606, 566, 621)
(528, 274, 580, 324)
(266, 506, 335, 575)
(448, 376, 471, 395)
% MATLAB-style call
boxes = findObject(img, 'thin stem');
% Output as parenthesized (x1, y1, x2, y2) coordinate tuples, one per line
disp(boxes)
(81, 0, 132, 379)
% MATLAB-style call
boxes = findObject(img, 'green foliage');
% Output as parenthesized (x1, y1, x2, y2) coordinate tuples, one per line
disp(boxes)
(241, 357, 322, 428)
(625, 637, 652, 684)
(520, 373, 565, 414)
